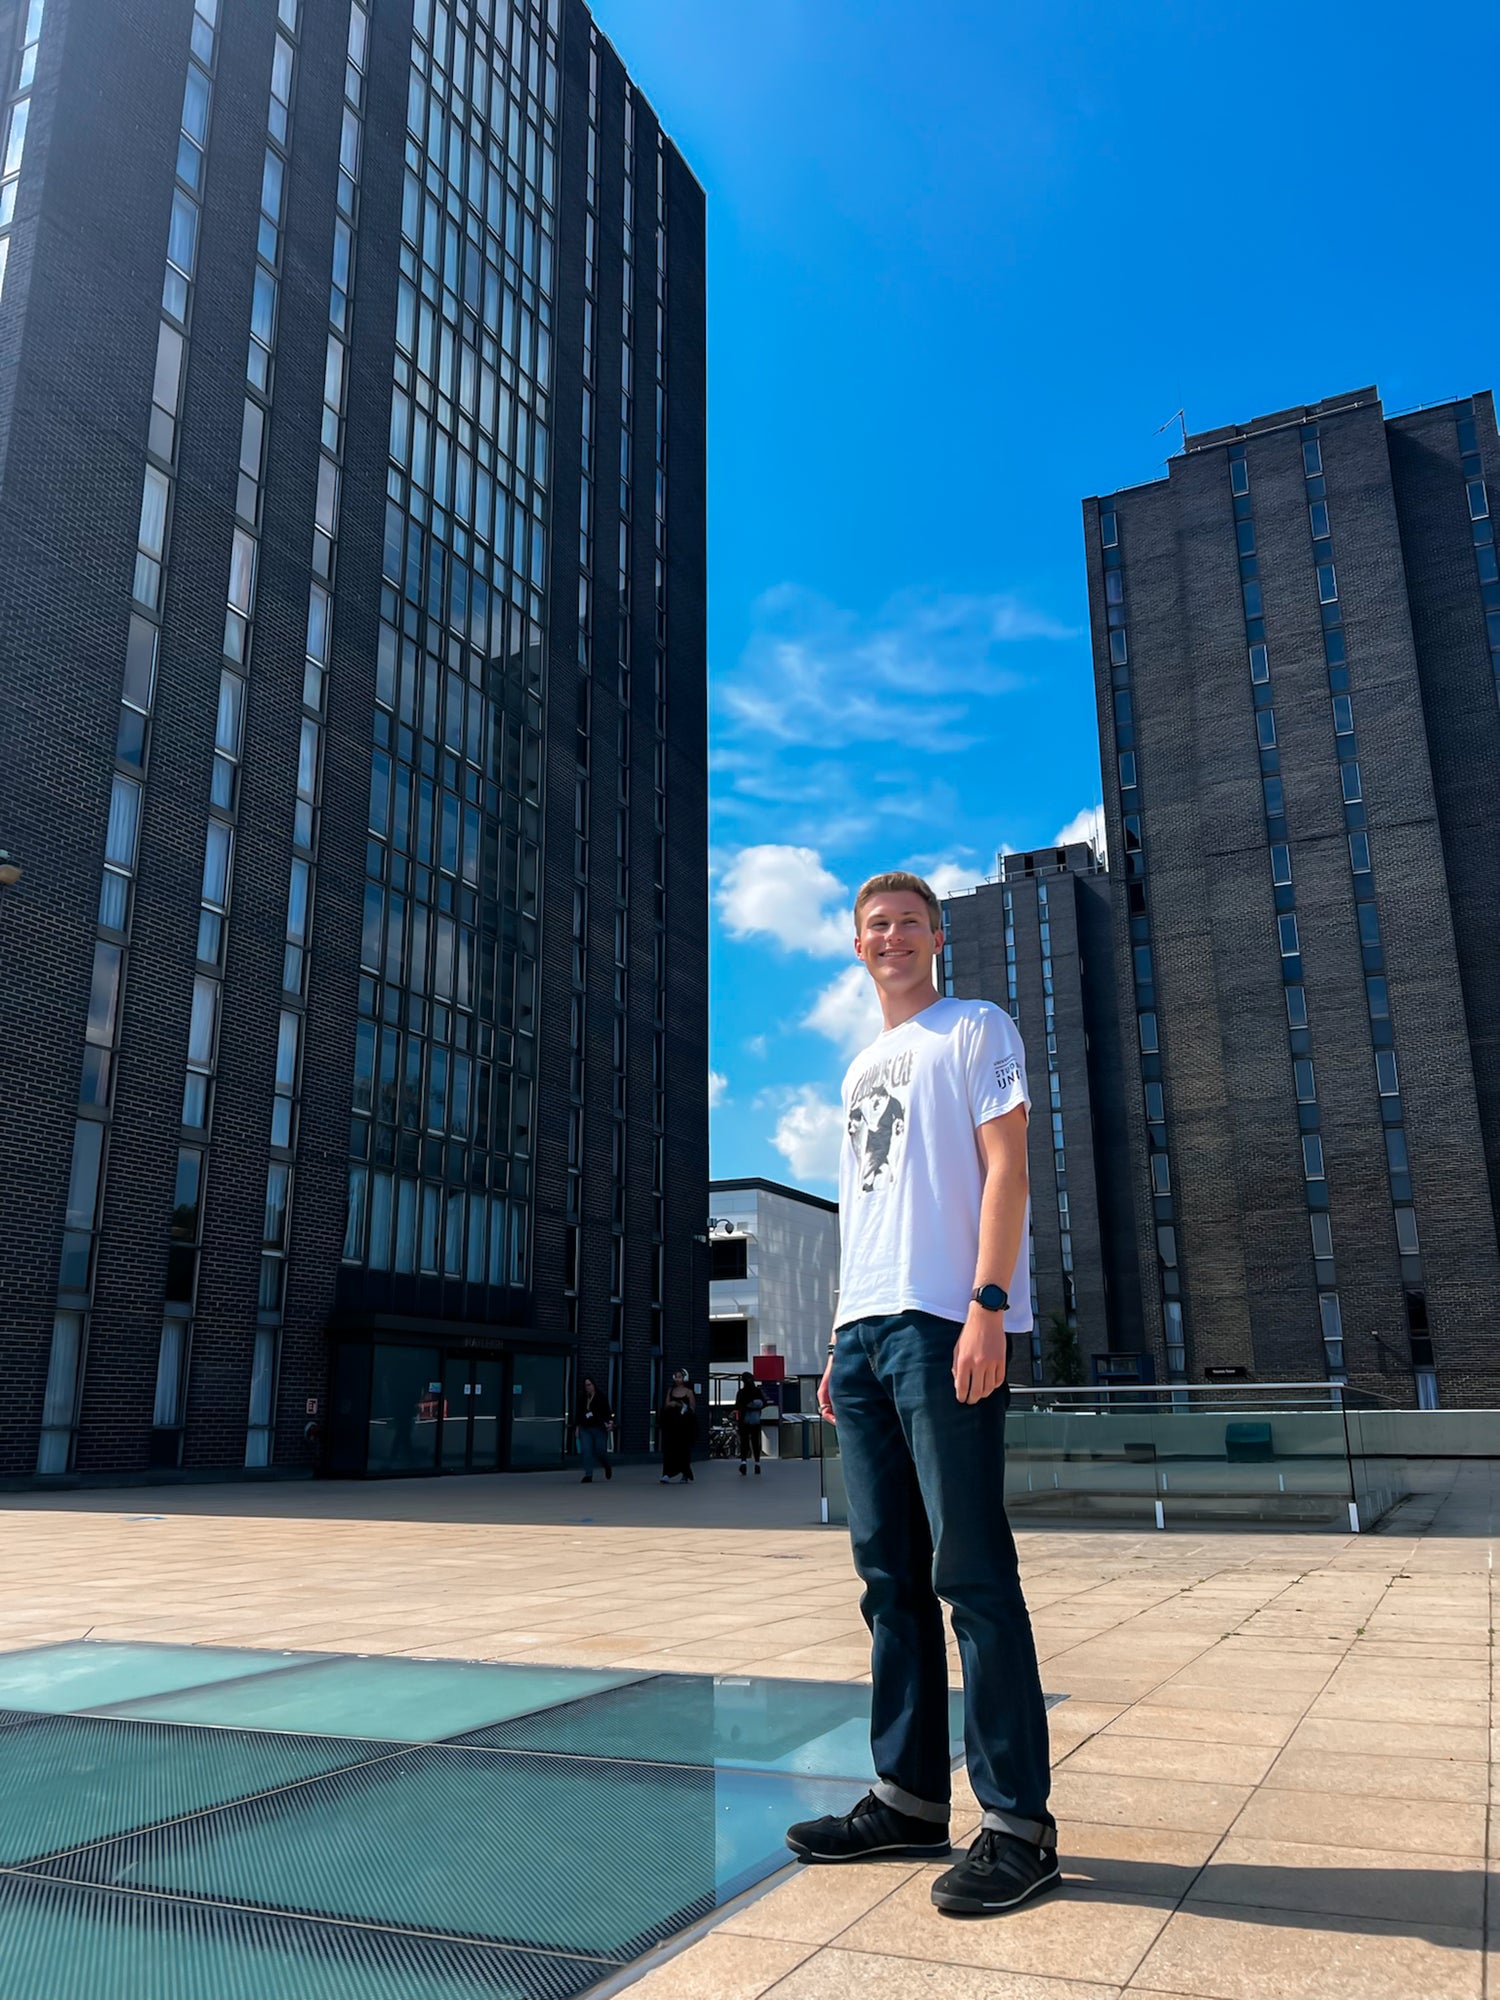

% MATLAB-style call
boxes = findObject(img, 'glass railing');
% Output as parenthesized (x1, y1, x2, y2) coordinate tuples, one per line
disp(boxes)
(819, 1383, 1434, 1533)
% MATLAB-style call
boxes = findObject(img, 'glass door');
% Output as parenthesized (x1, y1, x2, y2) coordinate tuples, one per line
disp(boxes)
(440, 1355, 471, 1471)
(471, 1357, 502, 1470)
(509, 1351, 571, 1467)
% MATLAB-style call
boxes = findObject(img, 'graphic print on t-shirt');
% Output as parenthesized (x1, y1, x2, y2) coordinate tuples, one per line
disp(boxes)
(846, 1046, 914, 1194)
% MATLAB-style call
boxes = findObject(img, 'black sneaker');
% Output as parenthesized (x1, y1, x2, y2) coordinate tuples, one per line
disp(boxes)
(786, 1790, 950, 1864)
(930, 1829, 1060, 1914)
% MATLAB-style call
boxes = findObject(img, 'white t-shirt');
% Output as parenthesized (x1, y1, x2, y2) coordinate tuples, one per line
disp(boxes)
(835, 996, 1032, 1333)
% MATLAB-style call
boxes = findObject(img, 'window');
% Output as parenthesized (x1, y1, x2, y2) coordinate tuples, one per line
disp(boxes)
(1138, 1011, 1158, 1052)
(1229, 458, 1249, 497)
(1357, 902, 1381, 949)
(1150, 1153, 1170, 1195)
(1099, 510, 1118, 548)
(1156, 1225, 1177, 1267)
(1349, 831, 1371, 873)
(710, 1317, 749, 1364)
(1243, 580, 1262, 619)
(1385, 1128, 1409, 1174)
(709, 1235, 747, 1282)
(1270, 843, 1292, 886)
(1393, 1207, 1420, 1255)
(1415, 1369, 1439, 1410)
(1341, 762, 1362, 804)
(1248, 642, 1269, 683)
(1309, 1212, 1333, 1260)
(1144, 1081, 1165, 1123)
(1331, 694, 1354, 734)
(1256, 710, 1276, 750)
(1309, 499, 1330, 539)
(1285, 985, 1308, 1029)
(1316, 563, 1338, 604)
(1366, 975, 1389, 1020)
(1467, 479, 1489, 522)
(1278, 914, 1300, 956)
(1302, 1134, 1325, 1180)
(1302, 437, 1322, 476)
(1119, 750, 1137, 790)
(1294, 1058, 1316, 1102)
(1375, 1049, 1399, 1096)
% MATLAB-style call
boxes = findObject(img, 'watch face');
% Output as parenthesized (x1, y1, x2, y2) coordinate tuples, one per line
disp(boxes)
(975, 1284, 1007, 1312)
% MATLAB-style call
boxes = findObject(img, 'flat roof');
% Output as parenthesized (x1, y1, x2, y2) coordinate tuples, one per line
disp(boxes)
(709, 1177, 839, 1215)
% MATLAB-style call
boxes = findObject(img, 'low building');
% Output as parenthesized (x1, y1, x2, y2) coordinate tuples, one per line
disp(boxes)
(943, 846, 1144, 1384)
(705, 1179, 839, 1418)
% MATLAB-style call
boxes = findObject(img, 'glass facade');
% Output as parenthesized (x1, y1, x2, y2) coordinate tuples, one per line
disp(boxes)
(345, 0, 560, 1301)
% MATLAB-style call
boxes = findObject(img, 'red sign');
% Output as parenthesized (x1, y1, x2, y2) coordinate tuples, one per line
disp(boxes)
(752, 1353, 785, 1382)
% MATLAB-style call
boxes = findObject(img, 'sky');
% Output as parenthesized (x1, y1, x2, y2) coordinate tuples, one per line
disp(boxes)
(590, 0, 1500, 1193)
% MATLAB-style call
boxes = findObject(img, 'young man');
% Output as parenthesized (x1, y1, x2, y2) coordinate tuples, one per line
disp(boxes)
(785, 871, 1057, 1914)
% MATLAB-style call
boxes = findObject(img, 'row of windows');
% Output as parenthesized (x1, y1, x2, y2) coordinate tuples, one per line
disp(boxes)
(1035, 883, 1076, 1359)
(1299, 422, 1430, 1389)
(1226, 441, 1347, 1373)
(38, 0, 223, 1478)
(1453, 408, 1500, 707)
(1098, 508, 1187, 1377)
(0, 0, 46, 306)
(152, 1, 308, 1463)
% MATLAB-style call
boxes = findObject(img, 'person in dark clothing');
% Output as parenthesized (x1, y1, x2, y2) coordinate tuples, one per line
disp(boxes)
(659, 1369, 697, 1482)
(574, 1376, 614, 1483)
(734, 1370, 768, 1476)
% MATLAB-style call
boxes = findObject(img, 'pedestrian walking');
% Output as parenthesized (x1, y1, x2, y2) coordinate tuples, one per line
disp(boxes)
(659, 1369, 697, 1482)
(734, 1370, 767, 1476)
(574, 1375, 614, 1483)
(786, 871, 1057, 1916)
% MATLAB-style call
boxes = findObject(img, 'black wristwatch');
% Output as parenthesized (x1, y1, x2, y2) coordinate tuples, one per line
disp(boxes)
(971, 1283, 1009, 1312)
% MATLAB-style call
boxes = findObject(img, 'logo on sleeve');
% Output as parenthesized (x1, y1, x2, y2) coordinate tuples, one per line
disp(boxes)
(994, 1056, 1020, 1094)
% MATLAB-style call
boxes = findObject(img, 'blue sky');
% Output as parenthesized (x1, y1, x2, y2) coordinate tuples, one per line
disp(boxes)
(591, 0, 1500, 1191)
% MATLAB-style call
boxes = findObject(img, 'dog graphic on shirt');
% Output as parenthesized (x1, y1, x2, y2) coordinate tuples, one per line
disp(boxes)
(849, 1082, 907, 1193)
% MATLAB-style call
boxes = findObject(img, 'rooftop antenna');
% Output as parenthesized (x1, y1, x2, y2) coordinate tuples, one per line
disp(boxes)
(1156, 407, 1188, 456)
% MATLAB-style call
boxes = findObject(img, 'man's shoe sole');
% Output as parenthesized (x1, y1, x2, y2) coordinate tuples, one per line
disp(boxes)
(931, 1857, 1061, 1914)
(787, 1835, 952, 1863)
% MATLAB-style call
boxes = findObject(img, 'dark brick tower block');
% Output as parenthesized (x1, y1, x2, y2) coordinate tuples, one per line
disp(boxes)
(0, 0, 707, 1481)
(1085, 387, 1500, 1407)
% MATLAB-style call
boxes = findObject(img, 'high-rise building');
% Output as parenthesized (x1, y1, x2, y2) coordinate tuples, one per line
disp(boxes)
(943, 846, 1143, 1384)
(0, 0, 707, 1480)
(1084, 386, 1500, 1406)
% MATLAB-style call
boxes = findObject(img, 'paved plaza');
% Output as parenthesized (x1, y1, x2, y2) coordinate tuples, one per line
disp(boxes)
(1, 1458, 1495, 1999)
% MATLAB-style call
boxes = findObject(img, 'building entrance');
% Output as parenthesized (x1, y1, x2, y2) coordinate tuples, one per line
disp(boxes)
(328, 1336, 574, 1477)
(440, 1355, 503, 1472)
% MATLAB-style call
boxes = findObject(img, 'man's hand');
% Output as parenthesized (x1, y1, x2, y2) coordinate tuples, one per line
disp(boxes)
(817, 1353, 836, 1424)
(953, 1305, 1009, 1405)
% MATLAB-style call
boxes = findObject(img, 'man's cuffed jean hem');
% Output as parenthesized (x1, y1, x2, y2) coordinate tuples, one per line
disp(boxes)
(874, 1779, 949, 1824)
(981, 1809, 1057, 1847)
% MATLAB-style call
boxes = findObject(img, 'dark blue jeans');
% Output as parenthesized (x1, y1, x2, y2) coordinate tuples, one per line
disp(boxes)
(578, 1427, 607, 1473)
(833, 1310, 1054, 1845)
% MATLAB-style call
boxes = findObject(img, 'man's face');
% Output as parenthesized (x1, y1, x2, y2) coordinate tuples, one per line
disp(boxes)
(854, 892, 941, 999)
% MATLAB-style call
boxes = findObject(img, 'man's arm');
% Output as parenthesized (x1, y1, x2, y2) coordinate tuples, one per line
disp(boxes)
(953, 1105, 1029, 1405)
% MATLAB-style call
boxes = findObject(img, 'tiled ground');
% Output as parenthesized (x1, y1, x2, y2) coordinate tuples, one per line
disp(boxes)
(2, 1456, 1494, 1999)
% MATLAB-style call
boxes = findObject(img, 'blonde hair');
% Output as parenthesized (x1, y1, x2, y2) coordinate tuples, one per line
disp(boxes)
(853, 870, 942, 933)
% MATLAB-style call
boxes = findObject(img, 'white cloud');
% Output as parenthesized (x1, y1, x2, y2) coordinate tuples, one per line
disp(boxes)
(744, 1034, 767, 1059)
(922, 859, 989, 900)
(715, 843, 851, 957)
(717, 585, 1074, 759)
(708, 1069, 729, 1109)
(802, 963, 884, 1058)
(768, 1086, 845, 1185)
(1053, 804, 1107, 860)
